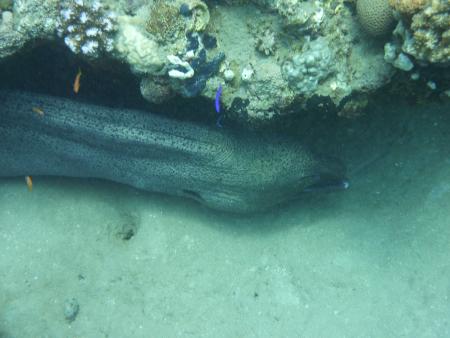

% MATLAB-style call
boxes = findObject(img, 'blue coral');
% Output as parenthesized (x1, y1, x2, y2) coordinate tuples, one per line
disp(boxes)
(183, 51, 225, 97)
(179, 33, 225, 97)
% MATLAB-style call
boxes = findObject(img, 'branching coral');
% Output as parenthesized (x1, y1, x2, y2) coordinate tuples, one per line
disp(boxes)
(397, 0, 449, 64)
(388, 0, 428, 15)
(57, 0, 116, 58)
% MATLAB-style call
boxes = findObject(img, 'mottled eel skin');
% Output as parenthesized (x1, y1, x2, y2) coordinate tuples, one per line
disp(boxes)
(0, 91, 346, 213)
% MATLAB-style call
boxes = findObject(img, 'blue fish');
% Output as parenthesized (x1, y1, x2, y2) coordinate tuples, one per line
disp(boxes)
(215, 84, 223, 128)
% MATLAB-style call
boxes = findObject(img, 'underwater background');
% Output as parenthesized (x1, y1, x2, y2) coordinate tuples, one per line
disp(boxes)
(1, 0, 450, 337)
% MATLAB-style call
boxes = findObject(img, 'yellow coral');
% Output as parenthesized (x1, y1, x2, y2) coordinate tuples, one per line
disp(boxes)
(388, 0, 428, 15)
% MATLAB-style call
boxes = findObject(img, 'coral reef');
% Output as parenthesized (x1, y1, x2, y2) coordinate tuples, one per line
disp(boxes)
(146, 0, 183, 43)
(0, 9, 13, 31)
(140, 76, 174, 104)
(241, 64, 254, 82)
(356, 0, 395, 36)
(0, 0, 58, 59)
(186, 0, 210, 32)
(0, 5, 18, 59)
(276, 0, 325, 34)
(0, 30, 24, 59)
(240, 60, 293, 120)
(14, 0, 58, 38)
(385, 42, 414, 71)
(1, 0, 445, 125)
(402, 0, 449, 64)
(146, 0, 210, 43)
(337, 94, 369, 119)
(115, 20, 164, 74)
(255, 27, 276, 56)
(282, 37, 335, 95)
(386, 0, 449, 67)
(167, 33, 225, 97)
(190, 0, 395, 121)
(56, 0, 116, 58)
(388, 0, 427, 15)
(0, 0, 12, 11)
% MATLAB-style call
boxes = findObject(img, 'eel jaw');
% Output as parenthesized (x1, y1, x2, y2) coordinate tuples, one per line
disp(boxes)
(303, 174, 350, 193)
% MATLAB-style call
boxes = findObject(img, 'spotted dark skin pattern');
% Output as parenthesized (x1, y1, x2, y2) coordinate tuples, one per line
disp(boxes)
(0, 91, 346, 213)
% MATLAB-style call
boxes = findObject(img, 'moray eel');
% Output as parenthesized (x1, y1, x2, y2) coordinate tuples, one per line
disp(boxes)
(0, 91, 347, 213)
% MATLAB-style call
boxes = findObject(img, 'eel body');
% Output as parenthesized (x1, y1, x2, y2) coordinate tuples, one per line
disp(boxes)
(0, 91, 346, 213)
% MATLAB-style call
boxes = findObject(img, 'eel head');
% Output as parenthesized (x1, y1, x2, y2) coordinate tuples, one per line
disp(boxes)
(184, 134, 348, 213)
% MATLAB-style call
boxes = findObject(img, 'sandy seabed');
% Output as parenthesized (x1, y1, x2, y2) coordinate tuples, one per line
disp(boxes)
(1, 100, 450, 337)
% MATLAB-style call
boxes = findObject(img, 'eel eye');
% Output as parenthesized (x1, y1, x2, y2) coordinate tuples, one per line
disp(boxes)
(182, 189, 204, 201)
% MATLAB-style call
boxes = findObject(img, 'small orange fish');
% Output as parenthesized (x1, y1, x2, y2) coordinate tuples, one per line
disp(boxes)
(73, 68, 82, 94)
(25, 176, 33, 191)
(32, 107, 44, 116)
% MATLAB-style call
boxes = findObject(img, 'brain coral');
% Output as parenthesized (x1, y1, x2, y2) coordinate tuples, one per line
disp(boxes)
(357, 0, 395, 36)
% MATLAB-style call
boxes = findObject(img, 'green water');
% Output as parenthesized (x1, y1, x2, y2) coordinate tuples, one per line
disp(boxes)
(1, 97, 450, 337)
